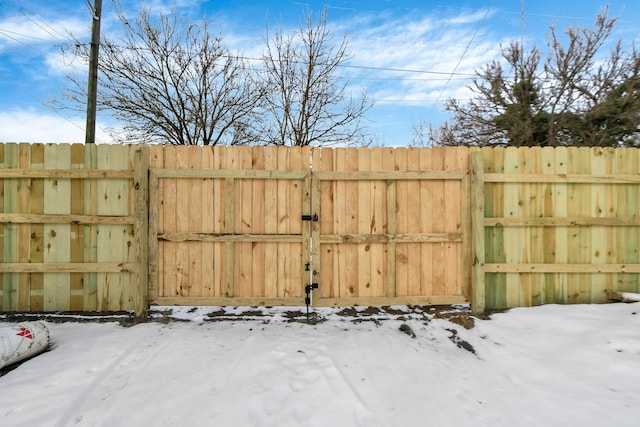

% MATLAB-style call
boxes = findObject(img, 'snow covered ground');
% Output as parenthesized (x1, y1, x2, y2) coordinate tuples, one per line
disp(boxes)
(1, 303, 639, 427)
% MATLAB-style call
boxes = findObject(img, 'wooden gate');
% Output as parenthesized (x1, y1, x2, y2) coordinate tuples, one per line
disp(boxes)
(148, 146, 471, 307)
(310, 147, 470, 306)
(148, 146, 312, 306)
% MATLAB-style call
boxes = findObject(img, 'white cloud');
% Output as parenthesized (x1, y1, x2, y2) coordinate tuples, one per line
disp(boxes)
(0, 109, 114, 144)
(0, 16, 86, 52)
(444, 9, 495, 25)
(339, 10, 509, 109)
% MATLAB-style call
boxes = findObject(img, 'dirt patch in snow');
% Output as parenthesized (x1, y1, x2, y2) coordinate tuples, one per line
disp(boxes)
(1, 305, 489, 330)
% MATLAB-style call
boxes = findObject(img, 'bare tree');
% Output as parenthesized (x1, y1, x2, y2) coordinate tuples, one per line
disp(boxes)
(260, 9, 371, 146)
(429, 8, 640, 147)
(61, 7, 264, 145)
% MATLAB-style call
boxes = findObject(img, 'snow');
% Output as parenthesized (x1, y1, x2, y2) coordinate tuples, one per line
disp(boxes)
(1, 303, 639, 426)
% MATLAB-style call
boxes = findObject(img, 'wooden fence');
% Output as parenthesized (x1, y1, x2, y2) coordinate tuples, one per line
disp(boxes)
(471, 147, 640, 312)
(0, 144, 148, 316)
(1, 143, 639, 315)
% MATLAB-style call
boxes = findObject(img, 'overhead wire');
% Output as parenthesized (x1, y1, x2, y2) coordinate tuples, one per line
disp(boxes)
(433, 0, 494, 107)
(0, 0, 104, 142)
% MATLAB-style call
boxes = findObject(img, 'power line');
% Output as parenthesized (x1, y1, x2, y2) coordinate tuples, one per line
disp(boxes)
(433, 1, 494, 106)
(0, 0, 71, 42)
(0, 28, 53, 43)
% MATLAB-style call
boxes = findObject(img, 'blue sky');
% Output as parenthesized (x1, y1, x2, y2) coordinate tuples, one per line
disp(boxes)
(0, 0, 638, 145)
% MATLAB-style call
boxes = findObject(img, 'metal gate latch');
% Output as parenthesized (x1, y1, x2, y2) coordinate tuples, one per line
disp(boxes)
(301, 213, 318, 221)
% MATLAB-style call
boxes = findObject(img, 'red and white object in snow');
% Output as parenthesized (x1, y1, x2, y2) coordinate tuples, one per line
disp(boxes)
(0, 322, 50, 369)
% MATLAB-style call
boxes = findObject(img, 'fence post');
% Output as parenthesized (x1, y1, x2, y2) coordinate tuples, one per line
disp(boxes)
(133, 145, 150, 319)
(469, 149, 486, 314)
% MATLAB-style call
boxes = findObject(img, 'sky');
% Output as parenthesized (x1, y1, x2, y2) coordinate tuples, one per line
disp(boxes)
(0, 0, 638, 146)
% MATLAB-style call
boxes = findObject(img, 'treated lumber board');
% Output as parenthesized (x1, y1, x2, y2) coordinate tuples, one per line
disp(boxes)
(133, 145, 149, 316)
(385, 173, 397, 298)
(319, 232, 463, 243)
(540, 147, 557, 304)
(82, 143, 98, 311)
(212, 146, 227, 296)
(313, 295, 469, 307)
(17, 144, 32, 310)
(156, 233, 305, 245)
(287, 147, 306, 298)
(418, 149, 434, 299)
(525, 147, 544, 305)
(444, 147, 462, 297)
(29, 144, 45, 311)
(394, 148, 409, 297)
(147, 171, 160, 303)
(0, 213, 135, 224)
(69, 144, 86, 311)
(161, 146, 178, 298)
(333, 149, 348, 297)
(95, 144, 130, 310)
(344, 148, 359, 297)
(174, 147, 191, 297)
(153, 296, 306, 307)
(301, 170, 312, 295)
(150, 168, 308, 179)
(369, 148, 385, 297)
(148, 146, 163, 301)
(317, 147, 335, 298)
(263, 147, 279, 298)
(406, 147, 421, 296)
(187, 146, 204, 297)
(553, 147, 569, 303)
(430, 148, 447, 297)
(0, 169, 133, 178)
(576, 148, 593, 303)
(590, 148, 608, 302)
(484, 217, 640, 226)
(503, 147, 522, 308)
(43, 143, 71, 311)
(310, 150, 322, 299)
(224, 177, 235, 297)
(315, 170, 468, 180)
(484, 173, 640, 183)
(482, 147, 506, 309)
(469, 149, 486, 314)
(236, 147, 253, 297)
(251, 147, 267, 298)
(357, 148, 373, 297)
(200, 147, 215, 297)
(0, 263, 137, 272)
(276, 147, 290, 298)
(484, 263, 640, 273)
(3, 143, 19, 310)
(460, 153, 472, 303)
(617, 149, 640, 293)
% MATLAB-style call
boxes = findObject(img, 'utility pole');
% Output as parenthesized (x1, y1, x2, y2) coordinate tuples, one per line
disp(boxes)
(85, 0, 102, 144)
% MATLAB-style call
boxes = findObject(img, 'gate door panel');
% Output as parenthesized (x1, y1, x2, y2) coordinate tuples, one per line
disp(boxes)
(149, 146, 311, 306)
(310, 147, 470, 307)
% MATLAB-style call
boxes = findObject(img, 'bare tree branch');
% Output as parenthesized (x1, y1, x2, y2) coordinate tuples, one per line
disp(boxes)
(58, 7, 264, 145)
(260, 9, 372, 146)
